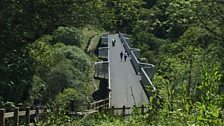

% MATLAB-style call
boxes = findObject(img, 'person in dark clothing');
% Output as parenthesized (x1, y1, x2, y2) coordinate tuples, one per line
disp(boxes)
(120, 51, 123, 61)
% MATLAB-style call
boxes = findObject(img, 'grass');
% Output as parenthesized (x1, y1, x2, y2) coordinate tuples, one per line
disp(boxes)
(81, 25, 103, 94)
(81, 25, 103, 51)
(87, 35, 101, 53)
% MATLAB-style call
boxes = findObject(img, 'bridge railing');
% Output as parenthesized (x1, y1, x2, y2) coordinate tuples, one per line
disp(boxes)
(98, 33, 109, 59)
(120, 36, 131, 55)
(100, 33, 109, 45)
(141, 67, 156, 94)
(130, 49, 141, 74)
(88, 98, 109, 110)
(140, 63, 155, 79)
(98, 47, 109, 59)
(119, 32, 157, 95)
(94, 33, 111, 108)
(94, 61, 109, 79)
(95, 33, 110, 79)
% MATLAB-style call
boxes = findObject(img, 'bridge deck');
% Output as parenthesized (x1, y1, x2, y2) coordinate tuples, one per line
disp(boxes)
(109, 34, 148, 109)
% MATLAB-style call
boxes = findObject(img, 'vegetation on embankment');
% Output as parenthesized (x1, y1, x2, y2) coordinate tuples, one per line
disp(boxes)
(1, 0, 223, 125)
(0, 25, 102, 108)
(82, 25, 103, 51)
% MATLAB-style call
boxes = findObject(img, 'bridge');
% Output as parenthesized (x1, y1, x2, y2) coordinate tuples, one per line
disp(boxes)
(95, 33, 156, 114)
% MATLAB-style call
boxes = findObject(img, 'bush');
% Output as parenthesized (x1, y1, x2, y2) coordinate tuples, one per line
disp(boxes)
(134, 31, 164, 50)
(29, 38, 91, 103)
(53, 27, 83, 47)
(42, 44, 91, 100)
(58, 45, 91, 72)
(45, 61, 78, 98)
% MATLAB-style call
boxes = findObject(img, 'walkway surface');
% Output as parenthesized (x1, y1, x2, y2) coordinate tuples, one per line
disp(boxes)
(109, 34, 148, 110)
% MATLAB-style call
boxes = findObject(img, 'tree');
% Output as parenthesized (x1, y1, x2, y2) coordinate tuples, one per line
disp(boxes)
(99, 0, 144, 32)
(195, 0, 224, 43)
(0, 0, 92, 104)
(0, 48, 34, 103)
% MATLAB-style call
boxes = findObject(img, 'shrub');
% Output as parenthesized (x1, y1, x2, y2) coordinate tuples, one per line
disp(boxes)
(53, 27, 83, 47)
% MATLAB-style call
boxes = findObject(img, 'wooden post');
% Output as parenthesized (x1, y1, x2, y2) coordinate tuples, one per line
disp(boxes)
(87, 102, 90, 110)
(99, 107, 102, 112)
(111, 106, 114, 115)
(35, 107, 39, 122)
(107, 99, 109, 108)
(14, 107, 19, 126)
(141, 105, 144, 114)
(0, 109, 5, 126)
(122, 106, 125, 117)
(103, 100, 106, 108)
(69, 99, 75, 112)
(25, 107, 30, 126)
(96, 102, 98, 109)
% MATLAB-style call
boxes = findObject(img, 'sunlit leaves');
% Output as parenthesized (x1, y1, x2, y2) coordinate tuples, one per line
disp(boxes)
(167, 0, 198, 25)
(100, 0, 144, 32)
(29, 37, 54, 69)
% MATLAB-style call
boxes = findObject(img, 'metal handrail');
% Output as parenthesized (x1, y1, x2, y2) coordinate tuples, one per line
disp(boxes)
(118, 32, 157, 94)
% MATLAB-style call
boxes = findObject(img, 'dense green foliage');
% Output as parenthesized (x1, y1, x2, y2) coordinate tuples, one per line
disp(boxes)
(0, 0, 97, 106)
(0, 0, 223, 125)
(52, 27, 83, 47)
(130, 0, 224, 125)
(28, 39, 92, 102)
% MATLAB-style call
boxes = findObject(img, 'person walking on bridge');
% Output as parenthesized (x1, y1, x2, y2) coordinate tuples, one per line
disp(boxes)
(112, 39, 116, 47)
(124, 52, 128, 62)
(120, 51, 123, 61)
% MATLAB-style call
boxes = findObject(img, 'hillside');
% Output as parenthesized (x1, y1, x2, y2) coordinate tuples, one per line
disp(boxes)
(0, 0, 223, 125)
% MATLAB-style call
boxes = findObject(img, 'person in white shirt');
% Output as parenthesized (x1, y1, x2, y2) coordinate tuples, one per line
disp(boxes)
(124, 52, 128, 62)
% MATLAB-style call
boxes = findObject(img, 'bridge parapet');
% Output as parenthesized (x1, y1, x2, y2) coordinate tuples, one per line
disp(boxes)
(95, 61, 109, 79)
(120, 36, 132, 56)
(140, 63, 155, 79)
(98, 47, 109, 59)
(100, 33, 109, 45)
(98, 33, 109, 59)
(130, 50, 139, 74)
(141, 67, 156, 95)
(95, 33, 110, 79)
(119, 32, 157, 96)
(131, 48, 140, 59)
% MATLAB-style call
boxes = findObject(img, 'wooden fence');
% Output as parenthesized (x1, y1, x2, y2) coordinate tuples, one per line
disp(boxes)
(69, 98, 147, 117)
(69, 98, 109, 112)
(0, 107, 43, 126)
(88, 98, 109, 110)
(99, 105, 147, 117)
(1, 99, 147, 125)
